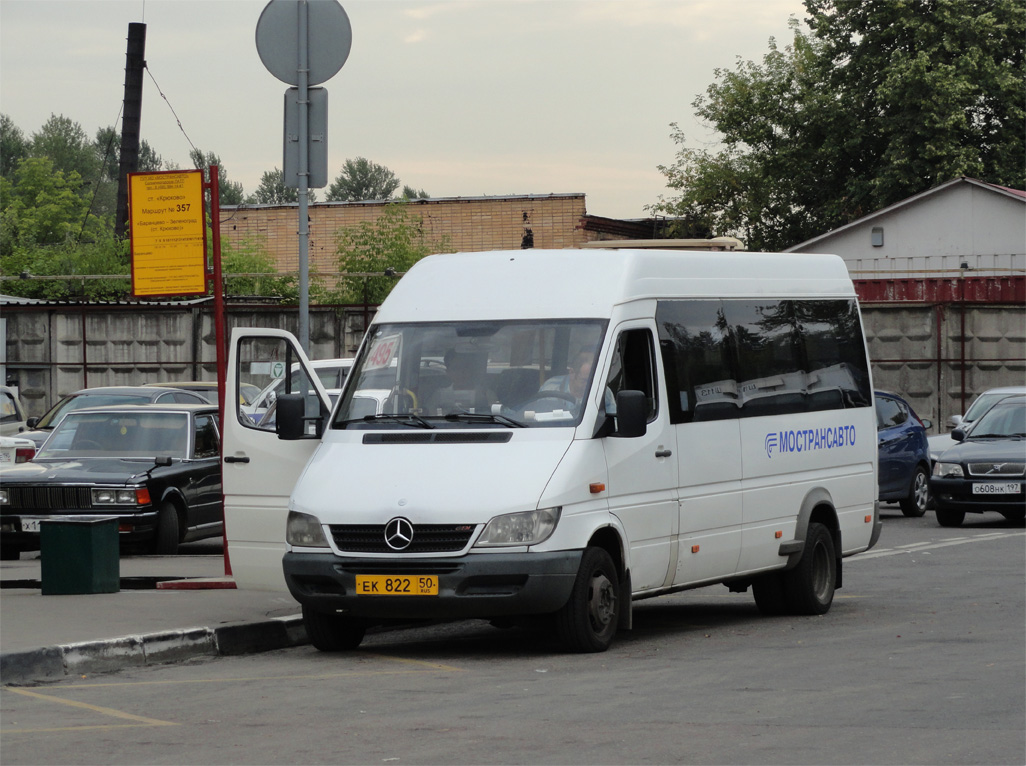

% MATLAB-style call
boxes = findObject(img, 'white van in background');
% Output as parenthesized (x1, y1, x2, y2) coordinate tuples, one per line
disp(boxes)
(223, 249, 880, 653)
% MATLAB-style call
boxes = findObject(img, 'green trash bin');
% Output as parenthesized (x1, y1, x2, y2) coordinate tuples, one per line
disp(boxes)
(40, 516, 120, 595)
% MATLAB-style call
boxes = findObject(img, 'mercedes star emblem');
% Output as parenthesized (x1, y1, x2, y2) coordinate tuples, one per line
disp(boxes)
(384, 517, 414, 551)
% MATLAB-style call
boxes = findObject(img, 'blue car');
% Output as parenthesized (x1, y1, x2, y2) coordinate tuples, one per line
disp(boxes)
(875, 391, 932, 517)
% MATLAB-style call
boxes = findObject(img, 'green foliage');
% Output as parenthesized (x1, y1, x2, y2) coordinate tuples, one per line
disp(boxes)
(326, 157, 402, 202)
(1, 229, 130, 301)
(220, 236, 299, 300)
(0, 157, 97, 255)
(1, 114, 29, 178)
(330, 201, 451, 304)
(30, 114, 100, 184)
(251, 167, 317, 205)
(401, 184, 430, 200)
(654, 0, 1026, 251)
(190, 149, 245, 206)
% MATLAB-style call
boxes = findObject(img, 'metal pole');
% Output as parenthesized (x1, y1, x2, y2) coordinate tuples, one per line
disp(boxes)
(297, 0, 310, 353)
(115, 23, 146, 238)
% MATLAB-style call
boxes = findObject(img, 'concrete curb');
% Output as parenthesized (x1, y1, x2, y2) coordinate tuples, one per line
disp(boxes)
(0, 615, 307, 686)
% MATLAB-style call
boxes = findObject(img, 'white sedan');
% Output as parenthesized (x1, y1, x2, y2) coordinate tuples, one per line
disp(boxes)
(0, 435, 36, 466)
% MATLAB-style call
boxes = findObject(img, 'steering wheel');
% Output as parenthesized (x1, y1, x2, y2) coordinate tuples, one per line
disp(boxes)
(517, 390, 578, 409)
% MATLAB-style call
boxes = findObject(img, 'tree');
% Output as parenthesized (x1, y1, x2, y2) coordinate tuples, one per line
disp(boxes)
(190, 149, 245, 205)
(220, 236, 299, 300)
(30, 114, 99, 185)
(251, 167, 317, 205)
(331, 201, 451, 304)
(401, 184, 430, 200)
(653, 0, 1026, 251)
(1, 114, 29, 178)
(326, 157, 401, 202)
(0, 157, 92, 255)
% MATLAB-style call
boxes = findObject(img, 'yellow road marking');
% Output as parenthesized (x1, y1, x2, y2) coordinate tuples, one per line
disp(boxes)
(4, 686, 178, 728)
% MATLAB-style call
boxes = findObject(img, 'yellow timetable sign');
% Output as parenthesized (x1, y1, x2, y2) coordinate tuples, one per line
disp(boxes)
(129, 170, 207, 297)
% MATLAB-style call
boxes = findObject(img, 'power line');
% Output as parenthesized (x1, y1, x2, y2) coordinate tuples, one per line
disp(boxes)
(144, 64, 198, 156)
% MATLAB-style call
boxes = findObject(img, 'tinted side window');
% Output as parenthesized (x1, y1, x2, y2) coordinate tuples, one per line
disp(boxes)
(657, 300, 736, 424)
(798, 300, 873, 410)
(658, 298, 871, 422)
(193, 414, 220, 458)
(724, 300, 807, 418)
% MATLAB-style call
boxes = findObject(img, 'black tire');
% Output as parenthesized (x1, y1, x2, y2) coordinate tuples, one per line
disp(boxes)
(782, 522, 836, 616)
(152, 502, 180, 555)
(935, 508, 965, 527)
(899, 466, 930, 517)
(999, 509, 1026, 523)
(0, 545, 19, 561)
(303, 605, 366, 651)
(752, 572, 788, 615)
(555, 547, 619, 653)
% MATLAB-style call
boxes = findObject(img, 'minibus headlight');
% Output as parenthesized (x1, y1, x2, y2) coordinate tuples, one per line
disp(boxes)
(286, 510, 329, 548)
(933, 462, 964, 478)
(475, 507, 561, 547)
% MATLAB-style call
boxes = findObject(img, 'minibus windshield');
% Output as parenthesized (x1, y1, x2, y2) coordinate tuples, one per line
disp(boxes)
(333, 319, 608, 429)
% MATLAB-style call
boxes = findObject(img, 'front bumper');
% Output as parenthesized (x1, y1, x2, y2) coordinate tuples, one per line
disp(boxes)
(0, 509, 159, 550)
(283, 549, 583, 620)
(931, 478, 1026, 513)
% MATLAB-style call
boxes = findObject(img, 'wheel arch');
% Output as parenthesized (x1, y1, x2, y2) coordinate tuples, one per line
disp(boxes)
(157, 487, 187, 539)
(787, 488, 842, 587)
(586, 525, 632, 630)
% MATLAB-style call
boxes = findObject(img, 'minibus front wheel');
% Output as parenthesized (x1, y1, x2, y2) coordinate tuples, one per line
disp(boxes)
(303, 605, 366, 651)
(555, 546, 619, 653)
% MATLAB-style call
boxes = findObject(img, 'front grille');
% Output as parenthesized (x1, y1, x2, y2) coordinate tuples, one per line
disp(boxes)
(329, 523, 476, 553)
(968, 462, 1025, 477)
(3, 485, 92, 511)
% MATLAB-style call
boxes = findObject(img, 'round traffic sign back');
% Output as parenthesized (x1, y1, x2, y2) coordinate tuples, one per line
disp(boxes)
(256, 0, 352, 86)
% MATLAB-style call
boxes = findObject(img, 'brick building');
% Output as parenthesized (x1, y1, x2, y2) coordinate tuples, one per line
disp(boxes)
(219, 193, 604, 275)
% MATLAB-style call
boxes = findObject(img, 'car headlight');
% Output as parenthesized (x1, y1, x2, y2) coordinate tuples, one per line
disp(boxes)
(933, 462, 964, 478)
(475, 507, 561, 547)
(91, 487, 149, 505)
(0, 489, 8, 505)
(286, 510, 329, 547)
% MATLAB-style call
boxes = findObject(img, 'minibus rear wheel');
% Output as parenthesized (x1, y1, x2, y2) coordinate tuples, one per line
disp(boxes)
(782, 522, 836, 615)
(752, 573, 787, 615)
(555, 547, 619, 653)
(303, 605, 366, 651)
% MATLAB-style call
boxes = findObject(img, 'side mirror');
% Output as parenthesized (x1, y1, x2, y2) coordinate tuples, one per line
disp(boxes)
(613, 390, 647, 438)
(921, 418, 933, 430)
(26, 417, 39, 428)
(276, 394, 306, 440)
(951, 427, 966, 442)
(949, 414, 963, 430)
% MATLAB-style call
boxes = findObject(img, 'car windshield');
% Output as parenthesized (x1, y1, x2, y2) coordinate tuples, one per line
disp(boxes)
(37, 411, 191, 459)
(966, 400, 1026, 439)
(333, 319, 608, 429)
(962, 392, 1014, 424)
(36, 393, 155, 429)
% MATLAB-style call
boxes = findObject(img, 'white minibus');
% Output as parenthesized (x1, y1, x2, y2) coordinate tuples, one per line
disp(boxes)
(223, 248, 881, 652)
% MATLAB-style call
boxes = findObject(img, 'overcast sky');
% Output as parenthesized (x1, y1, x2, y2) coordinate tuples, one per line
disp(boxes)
(1, 0, 806, 219)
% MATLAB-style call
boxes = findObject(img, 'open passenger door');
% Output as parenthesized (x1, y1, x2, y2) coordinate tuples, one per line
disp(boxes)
(223, 328, 332, 590)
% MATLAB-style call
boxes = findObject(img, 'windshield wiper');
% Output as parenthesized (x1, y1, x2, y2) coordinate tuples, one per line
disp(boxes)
(443, 411, 526, 428)
(351, 413, 434, 429)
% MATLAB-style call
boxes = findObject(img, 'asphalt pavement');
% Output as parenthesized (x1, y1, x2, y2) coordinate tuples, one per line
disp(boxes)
(0, 544, 306, 686)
